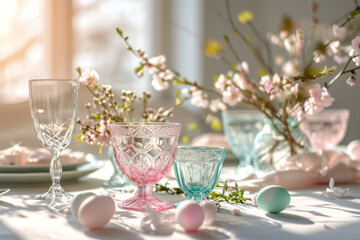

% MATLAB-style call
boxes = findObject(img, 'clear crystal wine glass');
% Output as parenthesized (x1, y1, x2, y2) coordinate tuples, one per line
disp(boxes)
(222, 110, 265, 174)
(299, 109, 350, 150)
(109, 122, 181, 212)
(29, 79, 79, 207)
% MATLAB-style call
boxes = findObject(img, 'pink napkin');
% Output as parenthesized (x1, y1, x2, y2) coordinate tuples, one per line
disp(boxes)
(235, 150, 360, 191)
(191, 133, 360, 191)
(0, 145, 85, 166)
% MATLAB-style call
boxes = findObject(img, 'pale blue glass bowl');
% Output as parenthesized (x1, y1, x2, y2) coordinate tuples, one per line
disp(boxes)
(222, 110, 265, 174)
(173, 146, 226, 206)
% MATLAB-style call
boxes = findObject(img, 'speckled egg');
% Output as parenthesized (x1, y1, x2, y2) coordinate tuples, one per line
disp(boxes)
(256, 185, 290, 214)
(78, 195, 116, 230)
(176, 200, 204, 232)
(71, 192, 96, 218)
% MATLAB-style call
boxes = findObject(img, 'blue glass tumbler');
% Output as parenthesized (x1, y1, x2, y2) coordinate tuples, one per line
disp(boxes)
(173, 146, 226, 206)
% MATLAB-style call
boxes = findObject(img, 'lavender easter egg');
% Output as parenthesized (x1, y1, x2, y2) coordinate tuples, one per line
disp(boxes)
(256, 185, 290, 214)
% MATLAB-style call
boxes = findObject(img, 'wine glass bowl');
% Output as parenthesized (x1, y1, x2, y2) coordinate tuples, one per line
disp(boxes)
(29, 79, 79, 207)
(299, 109, 350, 150)
(222, 110, 265, 173)
(109, 122, 181, 212)
(173, 146, 226, 205)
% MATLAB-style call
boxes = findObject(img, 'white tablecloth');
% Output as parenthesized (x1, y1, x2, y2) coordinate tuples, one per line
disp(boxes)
(0, 160, 359, 240)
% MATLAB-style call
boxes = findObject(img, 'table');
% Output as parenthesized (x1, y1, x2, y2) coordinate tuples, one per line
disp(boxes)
(0, 160, 359, 240)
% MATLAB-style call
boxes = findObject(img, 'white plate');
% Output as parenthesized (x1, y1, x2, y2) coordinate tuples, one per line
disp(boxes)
(0, 157, 104, 183)
(0, 160, 88, 173)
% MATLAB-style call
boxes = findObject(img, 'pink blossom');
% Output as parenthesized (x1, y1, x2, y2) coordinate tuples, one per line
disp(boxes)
(321, 87, 334, 108)
(326, 41, 339, 56)
(349, 49, 360, 66)
(282, 61, 296, 76)
(346, 76, 356, 87)
(99, 120, 107, 134)
(291, 105, 305, 121)
(313, 51, 326, 63)
(79, 68, 99, 85)
(233, 73, 249, 90)
(215, 74, 227, 92)
(209, 99, 227, 112)
(159, 69, 176, 81)
(332, 24, 346, 40)
(148, 55, 166, 73)
(275, 55, 285, 66)
(304, 84, 334, 115)
(351, 36, 360, 55)
(260, 75, 273, 93)
(151, 74, 169, 91)
(190, 89, 209, 108)
(308, 83, 322, 102)
(291, 83, 299, 96)
(222, 85, 242, 106)
(252, 193, 258, 205)
(237, 61, 249, 74)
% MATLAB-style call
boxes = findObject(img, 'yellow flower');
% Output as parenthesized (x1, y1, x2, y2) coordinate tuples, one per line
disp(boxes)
(210, 118, 222, 132)
(203, 39, 225, 58)
(238, 10, 254, 24)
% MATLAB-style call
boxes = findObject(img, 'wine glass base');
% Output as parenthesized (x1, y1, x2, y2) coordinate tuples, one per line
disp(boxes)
(35, 184, 71, 200)
(36, 185, 73, 214)
(118, 194, 174, 212)
(174, 195, 205, 208)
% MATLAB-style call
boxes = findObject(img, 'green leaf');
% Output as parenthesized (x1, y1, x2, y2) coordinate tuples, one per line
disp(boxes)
(176, 89, 181, 98)
(75, 133, 83, 142)
(116, 28, 123, 37)
(257, 67, 267, 77)
(223, 34, 229, 41)
(175, 97, 187, 107)
(135, 65, 144, 72)
(91, 114, 100, 120)
(173, 80, 184, 85)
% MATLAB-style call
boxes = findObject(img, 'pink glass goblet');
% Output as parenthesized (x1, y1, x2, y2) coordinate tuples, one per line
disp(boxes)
(300, 109, 350, 150)
(109, 122, 181, 212)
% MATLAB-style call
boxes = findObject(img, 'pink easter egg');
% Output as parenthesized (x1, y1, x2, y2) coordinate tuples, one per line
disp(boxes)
(200, 201, 217, 225)
(78, 195, 115, 230)
(176, 200, 204, 232)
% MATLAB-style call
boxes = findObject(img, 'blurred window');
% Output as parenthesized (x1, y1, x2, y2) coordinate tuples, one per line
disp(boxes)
(0, 0, 148, 104)
(72, 0, 149, 91)
(0, 0, 45, 103)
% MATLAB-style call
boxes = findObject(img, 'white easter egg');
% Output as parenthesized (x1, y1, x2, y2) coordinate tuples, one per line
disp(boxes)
(71, 192, 96, 218)
(200, 201, 217, 225)
(347, 140, 360, 160)
(78, 195, 116, 230)
(176, 200, 204, 232)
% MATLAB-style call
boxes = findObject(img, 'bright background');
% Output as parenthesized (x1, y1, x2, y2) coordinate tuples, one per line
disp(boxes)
(0, 0, 358, 157)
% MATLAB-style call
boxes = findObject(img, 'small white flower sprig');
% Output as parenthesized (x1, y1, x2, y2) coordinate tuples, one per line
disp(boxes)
(75, 67, 175, 151)
(117, 2, 360, 157)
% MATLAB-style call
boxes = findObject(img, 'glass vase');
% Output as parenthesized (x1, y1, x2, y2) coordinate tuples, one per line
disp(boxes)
(253, 117, 310, 174)
(103, 146, 134, 192)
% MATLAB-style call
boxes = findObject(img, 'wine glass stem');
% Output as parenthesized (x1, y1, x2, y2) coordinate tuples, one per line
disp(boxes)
(137, 186, 153, 199)
(50, 150, 62, 188)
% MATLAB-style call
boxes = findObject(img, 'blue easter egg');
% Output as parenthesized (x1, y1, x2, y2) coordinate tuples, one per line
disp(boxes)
(256, 185, 290, 214)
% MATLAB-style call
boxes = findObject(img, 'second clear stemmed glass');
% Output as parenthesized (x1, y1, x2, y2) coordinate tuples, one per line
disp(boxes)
(299, 109, 350, 150)
(29, 79, 80, 208)
(222, 110, 265, 174)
